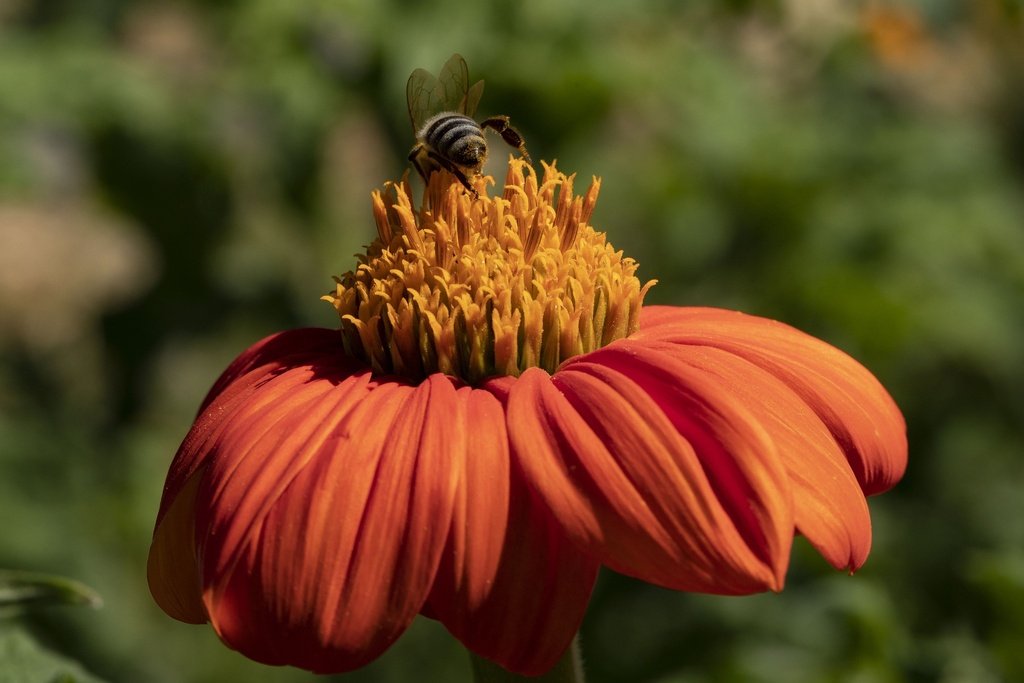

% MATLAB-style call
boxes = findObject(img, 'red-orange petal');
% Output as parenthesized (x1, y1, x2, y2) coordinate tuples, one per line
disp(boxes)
(198, 327, 347, 413)
(152, 329, 365, 528)
(425, 385, 510, 617)
(635, 306, 908, 496)
(147, 471, 207, 623)
(196, 372, 463, 672)
(427, 377, 599, 676)
(635, 340, 873, 571)
(149, 328, 467, 673)
(149, 328, 362, 625)
(507, 355, 793, 595)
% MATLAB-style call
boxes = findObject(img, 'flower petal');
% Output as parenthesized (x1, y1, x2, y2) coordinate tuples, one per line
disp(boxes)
(508, 354, 793, 595)
(427, 378, 599, 676)
(425, 386, 510, 616)
(638, 340, 873, 571)
(149, 321, 467, 673)
(147, 471, 206, 623)
(636, 306, 907, 495)
(195, 372, 463, 672)
(152, 329, 363, 528)
(198, 327, 347, 413)
(149, 328, 361, 625)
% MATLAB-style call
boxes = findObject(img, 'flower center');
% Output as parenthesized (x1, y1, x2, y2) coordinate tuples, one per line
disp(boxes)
(324, 159, 655, 384)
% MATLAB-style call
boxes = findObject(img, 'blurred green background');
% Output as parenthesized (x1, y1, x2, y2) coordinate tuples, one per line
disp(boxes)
(2, 0, 1023, 681)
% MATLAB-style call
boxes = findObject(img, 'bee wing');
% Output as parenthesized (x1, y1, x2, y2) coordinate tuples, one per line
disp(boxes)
(407, 66, 440, 132)
(440, 54, 486, 116)
(436, 53, 470, 114)
(407, 54, 474, 131)
(461, 79, 485, 118)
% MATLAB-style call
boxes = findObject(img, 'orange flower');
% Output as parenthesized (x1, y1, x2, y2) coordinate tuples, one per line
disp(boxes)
(147, 161, 907, 676)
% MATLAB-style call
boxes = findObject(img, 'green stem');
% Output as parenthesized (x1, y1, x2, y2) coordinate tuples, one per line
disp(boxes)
(469, 638, 585, 683)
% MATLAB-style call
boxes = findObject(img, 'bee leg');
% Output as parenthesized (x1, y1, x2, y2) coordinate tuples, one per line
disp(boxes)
(480, 116, 531, 165)
(408, 144, 430, 181)
(424, 148, 479, 198)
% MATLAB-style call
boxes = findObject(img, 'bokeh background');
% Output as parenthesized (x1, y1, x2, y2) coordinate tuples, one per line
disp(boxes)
(2, 0, 1023, 681)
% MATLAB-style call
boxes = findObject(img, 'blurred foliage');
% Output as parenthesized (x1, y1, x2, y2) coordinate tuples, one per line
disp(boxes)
(0, 626, 107, 683)
(1, 0, 1024, 681)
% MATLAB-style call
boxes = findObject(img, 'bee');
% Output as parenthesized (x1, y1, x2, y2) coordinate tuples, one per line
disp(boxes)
(407, 53, 530, 197)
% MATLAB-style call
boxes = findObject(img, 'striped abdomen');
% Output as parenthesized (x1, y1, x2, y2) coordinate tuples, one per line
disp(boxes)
(418, 112, 488, 169)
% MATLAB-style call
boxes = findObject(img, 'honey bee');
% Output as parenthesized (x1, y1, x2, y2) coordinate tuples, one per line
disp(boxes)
(407, 53, 530, 197)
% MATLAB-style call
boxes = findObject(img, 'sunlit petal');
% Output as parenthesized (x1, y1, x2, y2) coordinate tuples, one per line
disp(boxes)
(200, 327, 353, 413)
(149, 329, 362, 626)
(425, 385, 510, 615)
(635, 306, 907, 495)
(427, 376, 599, 676)
(162, 350, 462, 672)
(153, 329, 365, 524)
(508, 355, 793, 595)
(635, 340, 873, 571)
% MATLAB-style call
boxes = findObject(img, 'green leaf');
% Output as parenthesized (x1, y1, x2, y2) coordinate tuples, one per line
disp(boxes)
(0, 572, 102, 612)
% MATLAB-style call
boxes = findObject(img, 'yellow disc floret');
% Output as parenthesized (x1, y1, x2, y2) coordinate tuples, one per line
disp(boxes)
(323, 159, 655, 384)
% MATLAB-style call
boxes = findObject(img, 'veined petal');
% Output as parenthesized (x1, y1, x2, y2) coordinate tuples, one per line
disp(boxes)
(199, 327, 347, 413)
(425, 385, 509, 615)
(635, 306, 907, 495)
(508, 355, 793, 595)
(149, 328, 365, 625)
(428, 377, 599, 677)
(637, 340, 872, 571)
(148, 319, 466, 673)
(153, 328, 366, 527)
(196, 372, 462, 672)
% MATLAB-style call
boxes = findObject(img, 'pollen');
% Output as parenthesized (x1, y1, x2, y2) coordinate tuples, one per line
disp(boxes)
(323, 159, 656, 384)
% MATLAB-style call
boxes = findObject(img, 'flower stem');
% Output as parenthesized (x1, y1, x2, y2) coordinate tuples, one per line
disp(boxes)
(469, 639, 585, 683)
